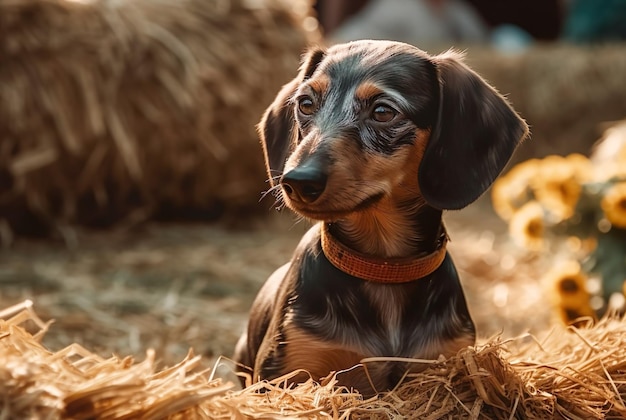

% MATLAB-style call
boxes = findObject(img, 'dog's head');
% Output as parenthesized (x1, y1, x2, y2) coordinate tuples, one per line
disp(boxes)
(259, 40, 528, 219)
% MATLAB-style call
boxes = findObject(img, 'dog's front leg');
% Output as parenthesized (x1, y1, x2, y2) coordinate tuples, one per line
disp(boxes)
(233, 263, 292, 379)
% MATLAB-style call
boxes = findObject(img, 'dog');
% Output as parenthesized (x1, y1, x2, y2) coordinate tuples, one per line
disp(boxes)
(234, 40, 528, 394)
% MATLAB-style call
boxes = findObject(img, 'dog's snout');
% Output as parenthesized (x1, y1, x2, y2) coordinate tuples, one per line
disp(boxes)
(281, 167, 327, 203)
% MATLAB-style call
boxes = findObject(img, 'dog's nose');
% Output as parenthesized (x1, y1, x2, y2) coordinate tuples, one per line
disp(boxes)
(281, 167, 327, 203)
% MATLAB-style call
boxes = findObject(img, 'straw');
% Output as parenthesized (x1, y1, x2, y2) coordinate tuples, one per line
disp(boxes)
(2, 300, 626, 419)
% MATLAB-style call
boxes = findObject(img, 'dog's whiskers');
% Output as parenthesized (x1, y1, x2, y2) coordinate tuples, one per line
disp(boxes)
(272, 199, 286, 211)
(292, 214, 306, 225)
(260, 183, 281, 200)
(267, 169, 283, 179)
(260, 182, 286, 212)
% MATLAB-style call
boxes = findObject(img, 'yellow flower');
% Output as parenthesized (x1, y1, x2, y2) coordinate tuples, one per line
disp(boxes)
(565, 153, 593, 183)
(601, 182, 626, 229)
(617, 140, 626, 164)
(532, 155, 581, 222)
(509, 201, 544, 251)
(544, 260, 596, 326)
(590, 121, 626, 181)
(491, 159, 540, 221)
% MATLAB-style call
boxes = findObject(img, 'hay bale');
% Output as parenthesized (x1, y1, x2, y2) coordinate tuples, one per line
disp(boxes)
(0, 0, 319, 236)
(464, 44, 626, 163)
(3, 300, 626, 419)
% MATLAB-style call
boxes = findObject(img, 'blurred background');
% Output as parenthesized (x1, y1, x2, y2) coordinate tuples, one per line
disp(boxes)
(1, 0, 625, 369)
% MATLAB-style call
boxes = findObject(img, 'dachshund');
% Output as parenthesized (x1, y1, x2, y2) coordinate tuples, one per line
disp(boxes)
(234, 40, 528, 395)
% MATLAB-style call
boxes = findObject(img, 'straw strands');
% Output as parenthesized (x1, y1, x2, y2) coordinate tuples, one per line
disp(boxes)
(2, 300, 626, 419)
(0, 0, 318, 238)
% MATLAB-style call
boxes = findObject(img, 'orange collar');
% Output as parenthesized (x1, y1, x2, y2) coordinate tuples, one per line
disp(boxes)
(320, 223, 448, 284)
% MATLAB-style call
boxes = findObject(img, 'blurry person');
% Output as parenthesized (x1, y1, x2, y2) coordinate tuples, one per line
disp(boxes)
(325, 0, 489, 44)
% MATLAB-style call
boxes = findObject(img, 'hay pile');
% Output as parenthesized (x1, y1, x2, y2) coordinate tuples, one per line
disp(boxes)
(3, 300, 626, 419)
(0, 0, 318, 238)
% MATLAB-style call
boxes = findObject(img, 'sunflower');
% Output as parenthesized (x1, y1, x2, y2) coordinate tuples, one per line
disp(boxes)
(591, 122, 626, 181)
(601, 182, 626, 229)
(491, 158, 540, 221)
(532, 155, 582, 222)
(544, 260, 596, 326)
(618, 140, 626, 164)
(565, 153, 593, 183)
(509, 201, 544, 251)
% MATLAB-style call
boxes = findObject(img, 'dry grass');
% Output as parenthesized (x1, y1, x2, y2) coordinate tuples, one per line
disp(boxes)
(2, 297, 626, 419)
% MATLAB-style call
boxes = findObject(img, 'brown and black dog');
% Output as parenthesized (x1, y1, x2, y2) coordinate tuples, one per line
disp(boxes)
(234, 40, 528, 394)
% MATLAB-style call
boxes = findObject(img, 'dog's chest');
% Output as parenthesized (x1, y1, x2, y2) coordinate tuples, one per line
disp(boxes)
(291, 280, 413, 357)
(361, 283, 406, 352)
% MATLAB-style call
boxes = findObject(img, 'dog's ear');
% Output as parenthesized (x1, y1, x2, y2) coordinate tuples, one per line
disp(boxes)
(418, 51, 529, 210)
(259, 47, 326, 187)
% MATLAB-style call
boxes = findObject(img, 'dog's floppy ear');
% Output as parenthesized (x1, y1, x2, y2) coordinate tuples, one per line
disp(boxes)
(259, 47, 326, 187)
(418, 51, 529, 210)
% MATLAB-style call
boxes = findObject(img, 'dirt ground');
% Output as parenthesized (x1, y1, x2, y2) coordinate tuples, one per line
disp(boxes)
(0, 196, 553, 372)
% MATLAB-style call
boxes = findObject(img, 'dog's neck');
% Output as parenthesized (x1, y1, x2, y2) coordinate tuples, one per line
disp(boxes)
(327, 196, 444, 259)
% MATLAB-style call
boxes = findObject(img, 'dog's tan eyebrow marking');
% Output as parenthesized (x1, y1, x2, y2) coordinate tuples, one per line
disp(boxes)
(355, 82, 411, 113)
(355, 82, 383, 101)
(306, 75, 330, 96)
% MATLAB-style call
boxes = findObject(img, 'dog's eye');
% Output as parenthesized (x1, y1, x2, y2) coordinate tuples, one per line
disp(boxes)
(297, 96, 316, 116)
(371, 104, 396, 123)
